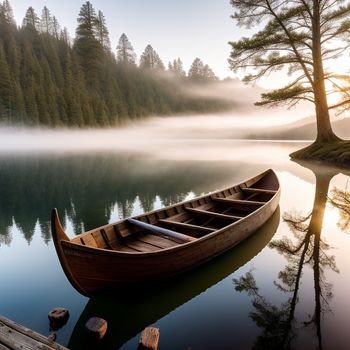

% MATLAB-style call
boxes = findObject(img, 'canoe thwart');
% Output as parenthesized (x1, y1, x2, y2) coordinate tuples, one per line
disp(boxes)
(127, 218, 196, 243)
(158, 219, 215, 233)
(211, 196, 265, 206)
(241, 187, 277, 195)
(184, 207, 243, 221)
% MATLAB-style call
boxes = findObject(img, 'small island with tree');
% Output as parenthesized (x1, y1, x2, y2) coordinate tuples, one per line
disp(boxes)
(229, 0, 350, 166)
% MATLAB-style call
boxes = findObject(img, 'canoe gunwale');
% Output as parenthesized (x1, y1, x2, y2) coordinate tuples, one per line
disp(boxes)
(55, 169, 280, 258)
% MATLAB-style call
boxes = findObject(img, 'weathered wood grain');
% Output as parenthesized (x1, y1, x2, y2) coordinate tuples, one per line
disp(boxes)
(127, 218, 195, 243)
(184, 206, 242, 220)
(138, 327, 159, 350)
(85, 317, 107, 340)
(0, 315, 68, 350)
(0, 321, 55, 350)
(0, 342, 11, 350)
(158, 219, 215, 233)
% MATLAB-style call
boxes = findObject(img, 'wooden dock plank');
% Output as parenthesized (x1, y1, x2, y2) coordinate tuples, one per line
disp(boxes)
(0, 321, 54, 350)
(0, 315, 68, 350)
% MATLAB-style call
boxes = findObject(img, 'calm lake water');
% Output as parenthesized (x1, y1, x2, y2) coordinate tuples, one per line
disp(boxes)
(1, 137, 350, 350)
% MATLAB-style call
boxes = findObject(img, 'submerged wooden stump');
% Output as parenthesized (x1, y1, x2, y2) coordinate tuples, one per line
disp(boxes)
(85, 317, 107, 340)
(138, 327, 160, 350)
(48, 307, 69, 331)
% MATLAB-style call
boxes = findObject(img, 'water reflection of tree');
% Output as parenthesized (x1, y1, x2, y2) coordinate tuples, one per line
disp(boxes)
(0, 226, 12, 246)
(329, 187, 350, 232)
(234, 162, 339, 350)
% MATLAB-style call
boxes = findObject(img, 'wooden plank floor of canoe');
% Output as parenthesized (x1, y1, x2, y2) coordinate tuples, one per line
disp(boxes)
(138, 233, 180, 249)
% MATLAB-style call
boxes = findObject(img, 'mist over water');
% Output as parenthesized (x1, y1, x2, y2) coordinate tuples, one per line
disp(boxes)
(0, 111, 313, 156)
(0, 77, 318, 155)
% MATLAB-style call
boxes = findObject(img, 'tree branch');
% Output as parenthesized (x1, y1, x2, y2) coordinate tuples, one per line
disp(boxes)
(264, 0, 315, 88)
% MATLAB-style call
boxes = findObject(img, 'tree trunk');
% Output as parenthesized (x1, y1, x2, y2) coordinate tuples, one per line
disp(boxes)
(312, 0, 340, 143)
(309, 171, 331, 350)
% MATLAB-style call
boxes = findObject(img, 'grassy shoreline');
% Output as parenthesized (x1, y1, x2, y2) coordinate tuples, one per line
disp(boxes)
(290, 140, 350, 167)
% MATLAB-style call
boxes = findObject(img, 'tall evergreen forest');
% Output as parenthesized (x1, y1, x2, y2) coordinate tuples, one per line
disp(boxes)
(0, 1, 231, 127)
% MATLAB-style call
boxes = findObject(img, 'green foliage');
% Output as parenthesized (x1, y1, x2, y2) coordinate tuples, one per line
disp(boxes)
(290, 140, 350, 165)
(188, 57, 217, 82)
(229, 0, 350, 110)
(116, 33, 136, 65)
(22, 6, 40, 30)
(95, 10, 110, 52)
(140, 44, 165, 71)
(0, 0, 229, 127)
(168, 58, 186, 78)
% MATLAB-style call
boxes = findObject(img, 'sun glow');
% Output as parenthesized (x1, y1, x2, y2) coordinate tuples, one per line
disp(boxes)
(323, 204, 342, 228)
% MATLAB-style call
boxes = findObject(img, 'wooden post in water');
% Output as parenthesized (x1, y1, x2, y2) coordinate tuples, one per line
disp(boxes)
(138, 327, 160, 350)
(85, 317, 107, 340)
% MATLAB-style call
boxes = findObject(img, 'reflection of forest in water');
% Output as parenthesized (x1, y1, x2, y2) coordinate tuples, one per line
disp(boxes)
(0, 153, 263, 246)
(233, 161, 350, 350)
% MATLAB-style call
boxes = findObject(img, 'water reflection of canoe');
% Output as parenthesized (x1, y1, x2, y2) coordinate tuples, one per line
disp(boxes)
(68, 207, 280, 350)
(52, 169, 280, 296)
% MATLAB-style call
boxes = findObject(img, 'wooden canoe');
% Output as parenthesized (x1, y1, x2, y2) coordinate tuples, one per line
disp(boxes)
(68, 209, 280, 349)
(51, 169, 280, 296)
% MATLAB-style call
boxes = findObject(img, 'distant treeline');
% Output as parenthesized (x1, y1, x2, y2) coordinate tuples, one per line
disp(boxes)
(0, 1, 231, 127)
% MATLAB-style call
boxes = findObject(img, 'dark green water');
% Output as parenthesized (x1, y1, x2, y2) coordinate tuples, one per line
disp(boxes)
(1, 140, 350, 349)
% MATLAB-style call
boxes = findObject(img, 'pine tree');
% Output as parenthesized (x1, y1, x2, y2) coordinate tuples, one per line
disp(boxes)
(140, 44, 165, 71)
(229, 0, 350, 143)
(95, 10, 110, 52)
(40, 6, 53, 34)
(2, 0, 14, 24)
(202, 64, 217, 81)
(169, 58, 186, 78)
(52, 16, 60, 39)
(116, 33, 136, 65)
(23, 7, 40, 30)
(188, 58, 204, 81)
(0, 42, 12, 121)
(60, 27, 70, 45)
(76, 1, 97, 39)
(188, 58, 217, 82)
(74, 1, 103, 86)
(7, 36, 20, 78)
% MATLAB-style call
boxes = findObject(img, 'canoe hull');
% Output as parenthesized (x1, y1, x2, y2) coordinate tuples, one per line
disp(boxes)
(52, 171, 280, 296)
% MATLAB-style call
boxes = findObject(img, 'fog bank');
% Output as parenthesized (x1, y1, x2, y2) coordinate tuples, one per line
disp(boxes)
(0, 112, 315, 160)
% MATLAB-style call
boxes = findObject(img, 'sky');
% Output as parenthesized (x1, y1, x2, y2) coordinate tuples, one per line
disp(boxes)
(9, 0, 249, 79)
